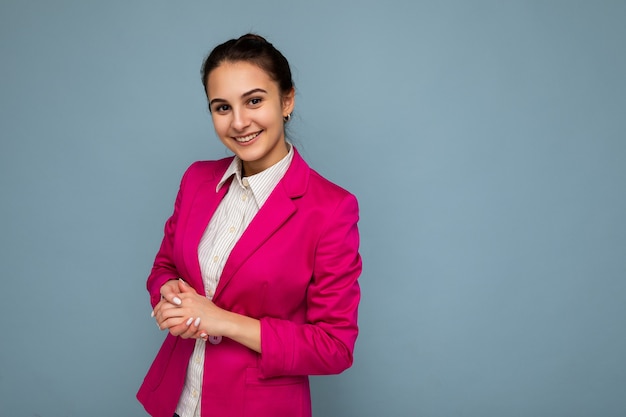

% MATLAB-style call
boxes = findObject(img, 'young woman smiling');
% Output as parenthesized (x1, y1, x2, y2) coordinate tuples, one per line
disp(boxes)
(137, 34, 362, 417)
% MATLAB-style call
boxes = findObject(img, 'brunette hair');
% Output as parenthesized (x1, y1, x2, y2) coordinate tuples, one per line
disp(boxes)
(201, 34, 294, 97)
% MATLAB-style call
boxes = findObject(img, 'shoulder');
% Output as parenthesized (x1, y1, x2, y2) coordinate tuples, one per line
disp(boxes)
(288, 148, 357, 206)
(298, 167, 359, 223)
(185, 157, 232, 177)
(308, 168, 356, 202)
(179, 157, 233, 186)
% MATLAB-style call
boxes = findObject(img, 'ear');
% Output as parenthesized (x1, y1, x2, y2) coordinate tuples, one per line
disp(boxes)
(282, 87, 295, 117)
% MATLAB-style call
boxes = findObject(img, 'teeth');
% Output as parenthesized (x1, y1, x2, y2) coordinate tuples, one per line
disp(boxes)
(235, 131, 260, 143)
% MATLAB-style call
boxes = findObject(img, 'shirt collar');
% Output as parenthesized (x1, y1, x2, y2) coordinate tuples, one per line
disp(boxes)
(216, 143, 294, 207)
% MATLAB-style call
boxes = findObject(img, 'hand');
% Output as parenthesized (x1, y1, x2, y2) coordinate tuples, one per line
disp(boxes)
(159, 279, 182, 306)
(173, 279, 232, 338)
(153, 280, 261, 352)
(152, 279, 204, 339)
(173, 280, 262, 352)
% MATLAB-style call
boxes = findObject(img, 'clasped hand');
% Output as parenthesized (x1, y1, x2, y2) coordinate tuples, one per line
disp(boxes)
(152, 279, 227, 341)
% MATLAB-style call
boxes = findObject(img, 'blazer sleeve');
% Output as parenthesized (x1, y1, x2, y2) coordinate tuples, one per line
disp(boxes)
(145, 167, 191, 308)
(259, 192, 362, 378)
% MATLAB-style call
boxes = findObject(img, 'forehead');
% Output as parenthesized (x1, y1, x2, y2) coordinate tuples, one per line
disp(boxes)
(206, 61, 278, 99)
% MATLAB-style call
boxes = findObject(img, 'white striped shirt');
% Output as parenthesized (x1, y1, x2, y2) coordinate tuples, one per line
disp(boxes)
(175, 145, 294, 417)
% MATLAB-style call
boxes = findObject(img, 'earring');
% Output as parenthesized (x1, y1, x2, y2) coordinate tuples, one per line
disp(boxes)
(283, 113, 291, 122)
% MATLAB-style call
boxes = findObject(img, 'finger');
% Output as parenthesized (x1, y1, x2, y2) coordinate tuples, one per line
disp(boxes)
(178, 327, 196, 339)
(161, 280, 183, 306)
(151, 298, 170, 318)
(160, 293, 182, 306)
(156, 306, 187, 329)
(168, 321, 190, 336)
(179, 315, 205, 339)
(159, 304, 188, 321)
(159, 316, 187, 331)
(159, 280, 177, 298)
(178, 278, 197, 295)
(194, 329, 208, 341)
(174, 317, 199, 339)
(184, 317, 201, 337)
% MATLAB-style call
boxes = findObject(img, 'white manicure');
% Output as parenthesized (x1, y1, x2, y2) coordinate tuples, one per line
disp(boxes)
(194, 317, 201, 327)
(173, 297, 182, 306)
(186, 317, 194, 326)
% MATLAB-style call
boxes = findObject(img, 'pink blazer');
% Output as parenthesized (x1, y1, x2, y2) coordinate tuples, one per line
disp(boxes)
(137, 148, 361, 417)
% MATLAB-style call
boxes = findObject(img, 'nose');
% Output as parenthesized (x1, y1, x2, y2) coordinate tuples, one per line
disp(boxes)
(231, 108, 251, 131)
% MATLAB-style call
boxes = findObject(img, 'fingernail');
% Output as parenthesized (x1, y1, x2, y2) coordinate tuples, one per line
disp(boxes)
(186, 317, 194, 326)
(173, 297, 182, 305)
(150, 311, 155, 318)
(179, 278, 187, 285)
(156, 322, 161, 330)
(194, 317, 201, 327)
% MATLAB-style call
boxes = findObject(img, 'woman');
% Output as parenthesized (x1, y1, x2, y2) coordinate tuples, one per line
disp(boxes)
(137, 34, 361, 417)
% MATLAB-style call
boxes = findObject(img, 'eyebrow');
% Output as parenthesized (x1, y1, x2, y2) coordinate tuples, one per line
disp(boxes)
(209, 88, 268, 107)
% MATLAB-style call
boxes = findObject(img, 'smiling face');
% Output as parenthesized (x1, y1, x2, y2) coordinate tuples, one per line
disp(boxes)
(206, 61, 295, 176)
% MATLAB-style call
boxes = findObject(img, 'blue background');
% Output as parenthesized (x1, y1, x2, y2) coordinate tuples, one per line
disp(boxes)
(1, 1, 625, 416)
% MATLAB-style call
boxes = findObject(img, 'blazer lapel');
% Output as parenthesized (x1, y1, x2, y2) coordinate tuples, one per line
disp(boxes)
(214, 148, 310, 300)
(214, 183, 295, 299)
(183, 168, 232, 292)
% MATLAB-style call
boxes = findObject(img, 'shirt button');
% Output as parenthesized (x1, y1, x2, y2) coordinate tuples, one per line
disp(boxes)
(229, 226, 236, 233)
(208, 335, 222, 345)
(192, 389, 199, 398)
(195, 356, 201, 364)
(241, 194, 247, 201)
(213, 255, 219, 263)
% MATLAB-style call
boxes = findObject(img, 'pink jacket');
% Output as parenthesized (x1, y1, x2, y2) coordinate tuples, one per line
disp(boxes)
(137, 148, 361, 417)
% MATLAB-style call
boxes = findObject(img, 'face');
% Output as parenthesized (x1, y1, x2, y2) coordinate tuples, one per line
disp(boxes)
(206, 61, 295, 176)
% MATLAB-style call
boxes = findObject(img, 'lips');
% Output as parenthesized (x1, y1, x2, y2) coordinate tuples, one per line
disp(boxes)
(233, 131, 262, 143)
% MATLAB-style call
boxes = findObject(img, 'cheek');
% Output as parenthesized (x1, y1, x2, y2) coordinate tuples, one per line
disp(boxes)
(212, 116, 230, 135)
(259, 107, 285, 129)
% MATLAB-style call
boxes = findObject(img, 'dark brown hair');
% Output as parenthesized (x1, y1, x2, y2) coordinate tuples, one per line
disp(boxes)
(201, 34, 294, 97)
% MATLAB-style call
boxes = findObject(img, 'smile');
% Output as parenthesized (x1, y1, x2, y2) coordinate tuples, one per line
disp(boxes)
(234, 131, 262, 143)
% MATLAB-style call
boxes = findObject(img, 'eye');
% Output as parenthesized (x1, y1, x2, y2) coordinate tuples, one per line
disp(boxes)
(214, 104, 230, 113)
(248, 97, 262, 106)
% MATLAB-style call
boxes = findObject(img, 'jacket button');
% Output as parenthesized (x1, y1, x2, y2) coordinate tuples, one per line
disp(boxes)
(208, 335, 222, 345)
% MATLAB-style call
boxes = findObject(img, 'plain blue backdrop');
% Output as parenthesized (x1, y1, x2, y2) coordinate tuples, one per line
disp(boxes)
(1, 1, 625, 416)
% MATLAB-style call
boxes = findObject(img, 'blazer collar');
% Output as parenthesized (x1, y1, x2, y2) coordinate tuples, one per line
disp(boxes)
(278, 146, 309, 198)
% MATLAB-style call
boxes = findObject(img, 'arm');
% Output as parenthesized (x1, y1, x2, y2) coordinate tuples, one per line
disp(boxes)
(259, 193, 362, 378)
(147, 166, 209, 338)
(146, 167, 190, 309)
(157, 279, 262, 351)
